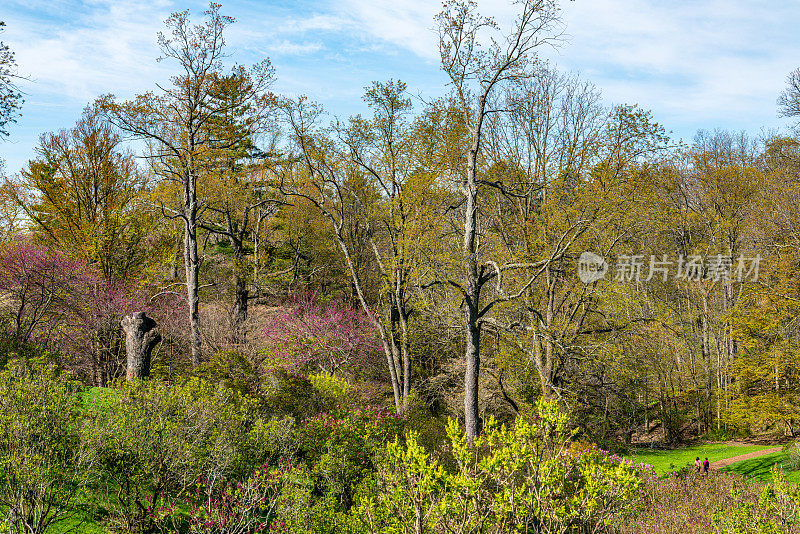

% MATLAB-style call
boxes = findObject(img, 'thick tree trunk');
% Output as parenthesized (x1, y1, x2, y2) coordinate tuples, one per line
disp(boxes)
(184, 170, 202, 367)
(464, 304, 482, 439)
(464, 147, 482, 440)
(122, 312, 161, 381)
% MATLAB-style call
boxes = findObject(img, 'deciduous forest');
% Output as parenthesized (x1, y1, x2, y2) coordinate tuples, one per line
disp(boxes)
(2, 1, 800, 532)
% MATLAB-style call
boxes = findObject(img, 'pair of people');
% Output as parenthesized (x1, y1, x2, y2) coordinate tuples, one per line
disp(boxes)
(694, 456, 710, 475)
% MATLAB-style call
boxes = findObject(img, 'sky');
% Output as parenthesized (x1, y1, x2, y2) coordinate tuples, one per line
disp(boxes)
(1, 0, 798, 174)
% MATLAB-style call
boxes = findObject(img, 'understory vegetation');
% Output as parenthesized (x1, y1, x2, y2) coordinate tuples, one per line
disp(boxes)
(3, 0, 800, 532)
(2, 357, 800, 534)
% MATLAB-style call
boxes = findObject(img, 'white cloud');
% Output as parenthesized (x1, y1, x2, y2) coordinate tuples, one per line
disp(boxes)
(3, 0, 798, 176)
(324, 0, 799, 133)
(556, 0, 798, 129)
(6, 1, 173, 103)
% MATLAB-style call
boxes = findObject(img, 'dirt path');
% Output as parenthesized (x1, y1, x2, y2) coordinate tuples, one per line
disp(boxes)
(710, 446, 784, 469)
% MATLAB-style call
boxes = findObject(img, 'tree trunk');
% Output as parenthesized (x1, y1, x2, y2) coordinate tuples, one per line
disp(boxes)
(334, 231, 403, 413)
(464, 147, 482, 440)
(229, 217, 249, 344)
(122, 312, 161, 381)
(232, 275, 248, 343)
(464, 304, 482, 439)
(184, 171, 202, 367)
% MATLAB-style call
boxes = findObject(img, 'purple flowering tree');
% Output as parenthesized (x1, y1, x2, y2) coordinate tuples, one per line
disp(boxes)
(263, 295, 383, 377)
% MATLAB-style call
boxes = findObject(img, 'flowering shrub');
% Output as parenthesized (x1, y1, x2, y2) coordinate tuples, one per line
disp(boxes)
(0, 239, 189, 384)
(0, 239, 90, 344)
(263, 295, 382, 377)
(159, 462, 296, 534)
(617, 468, 800, 534)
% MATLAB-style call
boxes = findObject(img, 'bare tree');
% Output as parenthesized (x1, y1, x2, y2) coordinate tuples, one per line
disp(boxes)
(779, 68, 800, 125)
(436, 0, 564, 439)
(99, 4, 273, 366)
(480, 66, 606, 400)
(280, 96, 407, 413)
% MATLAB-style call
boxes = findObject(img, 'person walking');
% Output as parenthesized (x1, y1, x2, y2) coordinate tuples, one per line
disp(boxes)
(694, 457, 702, 474)
(702, 457, 710, 476)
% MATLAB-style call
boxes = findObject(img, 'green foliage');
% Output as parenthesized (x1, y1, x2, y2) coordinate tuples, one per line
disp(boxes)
(0, 359, 94, 534)
(356, 399, 642, 534)
(308, 371, 351, 405)
(712, 487, 785, 534)
(158, 462, 294, 534)
(198, 350, 262, 397)
(264, 369, 321, 420)
(0, 327, 58, 370)
(761, 465, 800, 526)
(295, 406, 404, 512)
(401, 392, 449, 455)
(85, 378, 273, 534)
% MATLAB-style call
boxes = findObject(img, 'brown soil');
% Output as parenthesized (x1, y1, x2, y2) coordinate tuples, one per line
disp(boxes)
(710, 446, 784, 469)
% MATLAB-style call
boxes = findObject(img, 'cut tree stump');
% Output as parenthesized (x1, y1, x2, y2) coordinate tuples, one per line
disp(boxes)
(122, 312, 162, 381)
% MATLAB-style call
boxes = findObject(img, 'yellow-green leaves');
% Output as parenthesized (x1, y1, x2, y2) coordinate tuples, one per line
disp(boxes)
(359, 399, 642, 534)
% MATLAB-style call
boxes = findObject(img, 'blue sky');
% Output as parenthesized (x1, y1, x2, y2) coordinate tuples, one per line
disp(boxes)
(1, 0, 798, 174)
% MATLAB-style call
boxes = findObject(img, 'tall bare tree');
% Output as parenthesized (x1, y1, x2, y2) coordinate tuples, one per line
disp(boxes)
(436, 0, 564, 439)
(99, 4, 273, 366)
(281, 95, 407, 413)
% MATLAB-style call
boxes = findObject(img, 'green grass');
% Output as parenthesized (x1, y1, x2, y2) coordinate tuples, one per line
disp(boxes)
(721, 450, 800, 483)
(627, 443, 772, 475)
(52, 514, 106, 534)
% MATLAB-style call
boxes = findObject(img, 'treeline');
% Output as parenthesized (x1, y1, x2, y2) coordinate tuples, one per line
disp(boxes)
(1, 0, 800, 448)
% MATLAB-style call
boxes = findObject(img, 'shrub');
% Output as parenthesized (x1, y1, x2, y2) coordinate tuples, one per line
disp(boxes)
(198, 350, 263, 398)
(264, 369, 321, 420)
(0, 360, 95, 533)
(295, 406, 404, 512)
(712, 487, 785, 534)
(761, 465, 800, 528)
(356, 398, 642, 534)
(155, 461, 297, 534)
(86, 378, 273, 534)
(618, 470, 794, 534)
(263, 295, 383, 378)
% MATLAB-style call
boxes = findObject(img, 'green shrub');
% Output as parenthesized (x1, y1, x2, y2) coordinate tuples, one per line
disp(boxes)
(761, 465, 800, 527)
(264, 369, 321, 420)
(197, 350, 263, 398)
(156, 462, 296, 534)
(0, 359, 95, 533)
(308, 371, 351, 408)
(355, 398, 642, 534)
(295, 406, 404, 512)
(712, 487, 784, 534)
(86, 378, 274, 534)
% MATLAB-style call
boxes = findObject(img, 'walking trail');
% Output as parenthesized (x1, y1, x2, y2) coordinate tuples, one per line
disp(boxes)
(710, 446, 784, 469)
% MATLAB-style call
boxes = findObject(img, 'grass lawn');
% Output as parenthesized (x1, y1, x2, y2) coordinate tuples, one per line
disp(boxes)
(53, 515, 107, 534)
(720, 450, 800, 483)
(628, 443, 773, 475)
